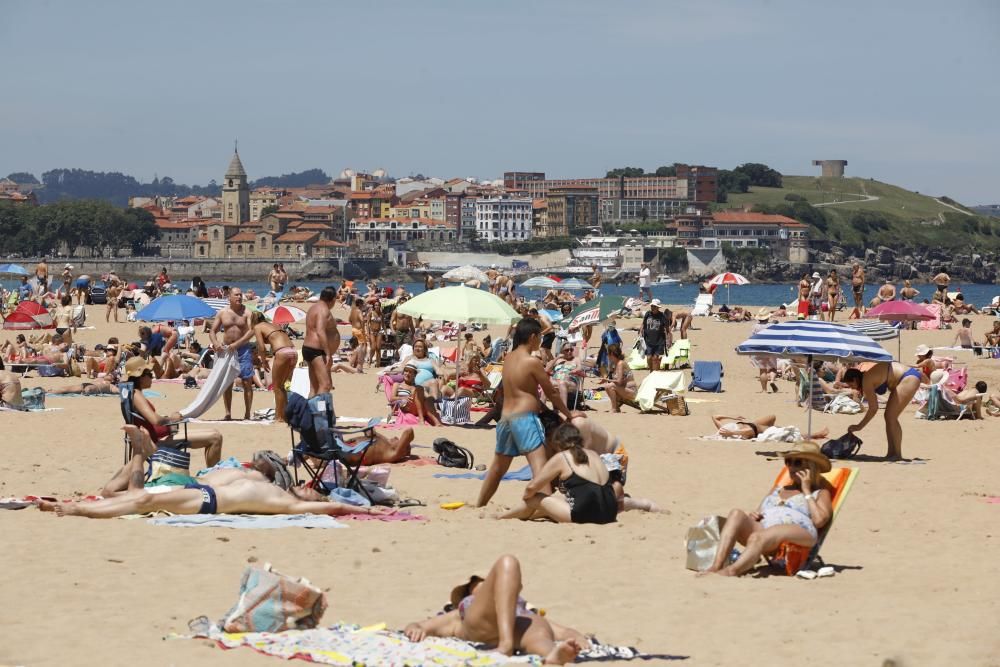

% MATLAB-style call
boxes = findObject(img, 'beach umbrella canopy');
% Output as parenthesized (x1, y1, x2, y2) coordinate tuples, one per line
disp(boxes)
(707, 272, 750, 287)
(396, 284, 520, 325)
(265, 304, 306, 325)
(566, 295, 626, 331)
(0, 263, 29, 275)
(201, 297, 230, 312)
(736, 319, 892, 435)
(520, 276, 559, 290)
(846, 320, 900, 342)
(863, 300, 934, 360)
(136, 294, 217, 322)
(442, 265, 489, 284)
(559, 278, 592, 291)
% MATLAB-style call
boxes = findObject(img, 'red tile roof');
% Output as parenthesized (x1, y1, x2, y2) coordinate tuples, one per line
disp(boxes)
(275, 231, 320, 243)
(712, 211, 806, 226)
(314, 239, 347, 247)
(226, 231, 259, 242)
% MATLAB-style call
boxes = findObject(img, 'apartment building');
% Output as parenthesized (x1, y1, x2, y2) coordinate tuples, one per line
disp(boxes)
(475, 197, 533, 242)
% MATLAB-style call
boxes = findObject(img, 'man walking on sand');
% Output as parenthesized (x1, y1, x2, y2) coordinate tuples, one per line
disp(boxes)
(209, 287, 255, 420)
(476, 317, 585, 507)
(303, 287, 340, 396)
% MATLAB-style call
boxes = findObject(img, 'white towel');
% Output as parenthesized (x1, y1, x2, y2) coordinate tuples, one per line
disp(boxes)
(179, 349, 240, 419)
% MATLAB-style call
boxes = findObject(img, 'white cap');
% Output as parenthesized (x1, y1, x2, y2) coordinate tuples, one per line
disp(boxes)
(65, 264, 72, 269)
(812, 272, 821, 279)
(490, 264, 498, 269)
(650, 299, 662, 307)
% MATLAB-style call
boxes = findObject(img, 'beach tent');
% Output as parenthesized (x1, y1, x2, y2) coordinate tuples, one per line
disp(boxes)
(3, 301, 54, 330)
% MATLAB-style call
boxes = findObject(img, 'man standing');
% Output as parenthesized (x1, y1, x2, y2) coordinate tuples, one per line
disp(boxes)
(590, 265, 602, 294)
(268, 264, 281, 293)
(641, 299, 672, 371)
(276, 264, 288, 294)
(850, 263, 866, 316)
(303, 287, 340, 396)
(638, 263, 652, 302)
(209, 287, 255, 420)
(424, 271, 434, 292)
(476, 317, 585, 507)
(809, 271, 824, 317)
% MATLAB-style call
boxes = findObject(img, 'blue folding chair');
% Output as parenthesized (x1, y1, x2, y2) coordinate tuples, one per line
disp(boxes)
(286, 392, 381, 501)
(688, 361, 723, 392)
(118, 381, 190, 476)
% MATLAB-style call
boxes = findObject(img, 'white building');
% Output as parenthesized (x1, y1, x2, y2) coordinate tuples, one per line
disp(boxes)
(475, 197, 533, 242)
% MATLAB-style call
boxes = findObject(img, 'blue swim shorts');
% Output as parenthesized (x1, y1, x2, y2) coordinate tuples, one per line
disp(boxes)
(237, 344, 254, 380)
(495, 412, 545, 457)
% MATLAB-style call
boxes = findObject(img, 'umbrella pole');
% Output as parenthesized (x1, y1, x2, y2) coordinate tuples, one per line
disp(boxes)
(807, 354, 814, 439)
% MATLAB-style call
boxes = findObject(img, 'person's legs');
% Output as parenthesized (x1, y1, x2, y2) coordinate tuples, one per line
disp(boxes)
(647, 355, 661, 372)
(308, 355, 330, 396)
(222, 385, 234, 420)
(721, 524, 816, 577)
(42, 487, 205, 518)
(701, 509, 761, 574)
(753, 415, 777, 430)
(271, 351, 294, 423)
(100, 425, 155, 496)
(185, 428, 223, 467)
(241, 378, 254, 420)
(606, 385, 619, 412)
(886, 377, 919, 459)
(757, 369, 768, 393)
(460, 554, 523, 655)
(476, 453, 514, 507)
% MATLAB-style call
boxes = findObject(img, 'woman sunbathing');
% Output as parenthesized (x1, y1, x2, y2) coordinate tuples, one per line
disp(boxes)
(403, 554, 585, 664)
(444, 353, 489, 400)
(712, 414, 829, 440)
(391, 363, 442, 425)
(700, 442, 833, 577)
(499, 423, 618, 525)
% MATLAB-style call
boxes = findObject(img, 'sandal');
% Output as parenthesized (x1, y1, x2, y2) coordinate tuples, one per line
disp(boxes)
(396, 498, 426, 508)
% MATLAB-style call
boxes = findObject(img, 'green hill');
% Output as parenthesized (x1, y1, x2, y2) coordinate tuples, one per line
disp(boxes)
(716, 176, 1000, 252)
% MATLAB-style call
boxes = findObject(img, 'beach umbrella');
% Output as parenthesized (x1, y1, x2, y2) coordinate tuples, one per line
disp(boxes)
(201, 297, 230, 312)
(566, 295, 627, 331)
(707, 272, 750, 305)
(846, 320, 900, 341)
(539, 308, 563, 323)
(559, 278, 592, 291)
(264, 304, 306, 325)
(0, 263, 29, 275)
(2, 300, 54, 330)
(520, 276, 558, 290)
(864, 300, 934, 360)
(136, 294, 217, 322)
(736, 319, 892, 435)
(442, 265, 488, 284)
(396, 284, 520, 325)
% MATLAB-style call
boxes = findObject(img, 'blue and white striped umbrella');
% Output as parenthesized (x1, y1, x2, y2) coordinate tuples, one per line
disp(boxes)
(736, 319, 892, 363)
(846, 319, 900, 342)
(520, 276, 558, 290)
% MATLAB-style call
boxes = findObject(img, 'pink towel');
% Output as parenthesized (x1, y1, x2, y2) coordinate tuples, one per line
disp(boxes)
(986, 497, 1000, 504)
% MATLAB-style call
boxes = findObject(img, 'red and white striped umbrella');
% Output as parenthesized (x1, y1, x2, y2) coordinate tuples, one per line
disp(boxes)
(707, 272, 750, 286)
(264, 305, 307, 324)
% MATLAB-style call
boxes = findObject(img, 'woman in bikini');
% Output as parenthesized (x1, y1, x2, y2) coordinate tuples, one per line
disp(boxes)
(444, 352, 489, 400)
(52, 294, 75, 344)
(825, 270, 840, 322)
(499, 423, 618, 525)
(597, 343, 637, 413)
(366, 299, 384, 367)
(842, 362, 925, 460)
(251, 311, 297, 423)
(712, 414, 829, 440)
(403, 554, 585, 664)
(391, 363, 442, 425)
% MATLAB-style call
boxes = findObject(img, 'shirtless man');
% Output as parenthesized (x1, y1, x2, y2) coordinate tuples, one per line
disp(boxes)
(209, 287, 255, 420)
(391, 298, 416, 347)
(871, 279, 896, 307)
(851, 263, 865, 314)
(486, 265, 499, 294)
(348, 297, 368, 366)
(671, 308, 693, 339)
(303, 287, 340, 396)
(476, 317, 585, 507)
(932, 270, 950, 304)
(424, 272, 435, 292)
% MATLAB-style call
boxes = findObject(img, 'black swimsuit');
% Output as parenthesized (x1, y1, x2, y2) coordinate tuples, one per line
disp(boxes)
(560, 456, 618, 525)
(301, 345, 326, 363)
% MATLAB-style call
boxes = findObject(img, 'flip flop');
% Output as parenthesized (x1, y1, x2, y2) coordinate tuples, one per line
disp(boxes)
(397, 498, 426, 508)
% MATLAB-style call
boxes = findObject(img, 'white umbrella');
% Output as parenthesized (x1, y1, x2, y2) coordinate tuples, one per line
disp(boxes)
(520, 276, 559, 290)
(559, 278, 592, 291)
(442, 265, 489, 284)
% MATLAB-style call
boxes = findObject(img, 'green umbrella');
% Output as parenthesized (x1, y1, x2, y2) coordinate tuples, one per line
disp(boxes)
(566, 295, 626, 330)
(396, 285, 520, 325)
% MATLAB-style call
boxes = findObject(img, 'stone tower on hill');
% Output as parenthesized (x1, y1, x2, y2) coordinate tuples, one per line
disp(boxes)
(812, 159, 847, 178)
(222, 147, 250, 224)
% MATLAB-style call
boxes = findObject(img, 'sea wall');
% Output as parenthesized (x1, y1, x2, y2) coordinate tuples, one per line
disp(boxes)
(10, 257, 345, 283)
(414, 249, 572, 269)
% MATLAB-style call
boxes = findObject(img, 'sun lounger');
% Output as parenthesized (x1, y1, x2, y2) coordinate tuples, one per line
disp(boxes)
(770, 466, 859, 575)
(691, 293, 713, 317)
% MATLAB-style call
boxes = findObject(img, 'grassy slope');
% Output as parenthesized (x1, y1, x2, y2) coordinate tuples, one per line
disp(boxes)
(720, 176, 1000, 252)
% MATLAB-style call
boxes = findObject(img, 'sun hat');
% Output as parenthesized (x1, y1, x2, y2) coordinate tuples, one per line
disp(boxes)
(650, 299, 662, 307)
(812, 271, 821, 278)
(914, 344, 932, 358)
(756, 308, 772, 320)
(449, 574, 485, 610)
(782, 441, 831, 473)
(929, 369, 947, 385)
(124, 356, 156, 378)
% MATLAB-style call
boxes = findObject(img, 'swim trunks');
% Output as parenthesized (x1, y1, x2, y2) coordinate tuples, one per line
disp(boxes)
(302, 345, 327, 363)
(184, 483, 218, 514)
(541, 332, 555, 350)
(495, 412, 545, 456)
(236, 344, 254, 380)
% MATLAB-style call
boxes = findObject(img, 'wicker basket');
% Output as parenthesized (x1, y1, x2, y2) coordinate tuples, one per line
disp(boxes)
(654, 389, 689, 416)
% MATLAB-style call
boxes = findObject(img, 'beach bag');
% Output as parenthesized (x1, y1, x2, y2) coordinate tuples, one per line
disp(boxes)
(824, 394, 862, 415)
(439, 396, 472, 425)
(37, 364, 66, 377)
(433, 437, 474, 469)
(221, 563, 327, 633)
(147, 445, 191, 481)
(821, 433, 862, 459)
(685, 515, 726, 572)
(662, 393, 689, 416)
(20, 387, 46, 411)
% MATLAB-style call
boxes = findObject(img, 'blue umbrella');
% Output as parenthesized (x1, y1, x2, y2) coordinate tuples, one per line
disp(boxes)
(0, 263, 29, 275)
(136, 294, 217, 322)
(559, 278, 592, 291)
(736, 320, 892, 435)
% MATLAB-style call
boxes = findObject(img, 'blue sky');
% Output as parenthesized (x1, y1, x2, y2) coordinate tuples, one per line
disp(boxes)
(2, 0, 998, 202)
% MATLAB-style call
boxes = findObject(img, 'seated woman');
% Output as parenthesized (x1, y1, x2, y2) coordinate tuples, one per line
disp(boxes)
(545, 344, 583, 408)
(403, 554, 585, 665)
(391, 363, 442, 426)
(444, 353, 489, 400)
(712, 414, 829, 440)
(841, 362, 924, 459)
(0, 369, 25, 409)
(597, 343, 637, 413)
(331, 337, 365, 374)
(123, 356, 223, 469)
(700, 442, 833, 577)
(392, 339, 445, 399)
(499, 423, 618, 525)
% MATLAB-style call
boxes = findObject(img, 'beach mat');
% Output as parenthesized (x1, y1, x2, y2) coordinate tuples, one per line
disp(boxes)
(434, 465, 532, 481)
(148, 514, 347, 529)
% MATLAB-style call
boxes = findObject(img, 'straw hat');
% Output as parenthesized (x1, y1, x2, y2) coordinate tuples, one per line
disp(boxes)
(782, 441, 831, 473)
(929, 369, 946, 385)
(756, 308, 772, 321)
(914, 344, 932, 358)
(124, 356, 155, 378)
(449, 574, 485, 609)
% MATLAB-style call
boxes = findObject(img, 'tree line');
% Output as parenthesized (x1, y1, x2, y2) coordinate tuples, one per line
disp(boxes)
(0, 200, 158, 257)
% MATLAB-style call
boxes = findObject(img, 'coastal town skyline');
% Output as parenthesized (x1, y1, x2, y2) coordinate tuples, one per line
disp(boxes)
(2, 0, 998, 204)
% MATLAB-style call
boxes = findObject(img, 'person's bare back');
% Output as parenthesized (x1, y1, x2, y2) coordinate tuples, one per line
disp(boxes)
(501, 345, 547, 417)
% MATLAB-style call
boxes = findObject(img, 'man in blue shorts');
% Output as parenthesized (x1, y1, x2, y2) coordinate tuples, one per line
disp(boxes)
(475, 317, 586, 507)
(209, 287, 256, 420)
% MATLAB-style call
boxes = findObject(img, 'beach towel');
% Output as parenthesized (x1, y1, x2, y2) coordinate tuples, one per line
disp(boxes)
(434, 465, 532, 481)
(636, 370, 686, 412)
(177, 621, 678, 665)
(290, 367, 312, 399)
(148, 514, 348, 529)
(179, 348, 241, 419)
(754, 425, 802, 442)
(918, 303, 942, 330)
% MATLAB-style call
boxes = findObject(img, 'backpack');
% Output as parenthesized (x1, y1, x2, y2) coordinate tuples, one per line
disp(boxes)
(821, 433, 862, 459)
(433, 438, 474, 469)
(20, 387, 46, 411)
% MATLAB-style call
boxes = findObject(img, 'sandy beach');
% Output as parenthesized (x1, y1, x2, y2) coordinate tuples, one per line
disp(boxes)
(3, 303, 1000, 666)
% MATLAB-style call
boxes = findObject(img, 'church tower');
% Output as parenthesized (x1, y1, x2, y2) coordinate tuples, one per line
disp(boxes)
(222, 146, 250, 225)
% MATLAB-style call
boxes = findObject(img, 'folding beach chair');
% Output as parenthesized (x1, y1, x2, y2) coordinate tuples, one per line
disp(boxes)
(286, 391, 381, 502)
(662, 339, 691, 369)
(689, 360, 723, 392)
(691, 293, 714, 317)
(118, 381, 190, 472)
(619, 370, 687, 413)
(923, 384, 978, 421)
(769, 466, 859, 575)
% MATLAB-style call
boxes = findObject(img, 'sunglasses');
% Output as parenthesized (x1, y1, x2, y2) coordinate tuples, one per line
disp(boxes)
(141, 369, 153, 377)
(786, 458, 806, 467)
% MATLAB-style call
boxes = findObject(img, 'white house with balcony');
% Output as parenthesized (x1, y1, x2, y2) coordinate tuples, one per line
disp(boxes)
(475, 197, 533, 242)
